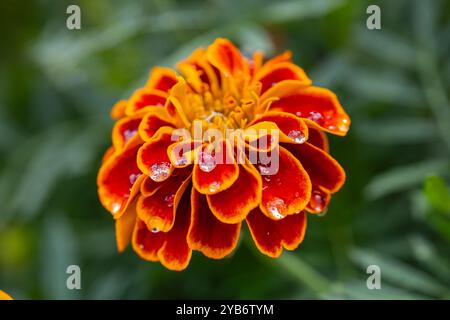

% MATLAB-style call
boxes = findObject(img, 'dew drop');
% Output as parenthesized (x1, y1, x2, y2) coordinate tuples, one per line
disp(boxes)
(266, 198, 286, 220)
(111, 202, 121, 214)
(150, 162, 171, 182)
(310, 190, 327, 212)
(287, 130, 306, 144)
(164, 194, 175, 208)
(124, 129, 137, 143)
(307, 111, 323, 123)
(151, 227, 159, 233)
(139, 244, 145, 249)
(129, 173, 141, 185)
(198, 151, 216, 172)
(174, 155, 188, 166)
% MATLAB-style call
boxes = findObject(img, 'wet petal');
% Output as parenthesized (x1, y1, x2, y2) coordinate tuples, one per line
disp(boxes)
(97, 142, 146, 218)
(192, 140, 239, 195)
(137, 171, 191, 233)
(102, 146, 115, 165)
(158, 190, 192, 271)
(137, 128, 175, 182)
(258, 147, 311, 220)
(246, 208, 307, 258)
(115, 198, 138, 252)
(188, 188, 241, 259)
(145, 66, 178, 92)
(306, 186, 331, 214)
(285, 142, 345, 193)
(126, 88, 167, 115)
(167, 139, 203, 168)
(269, 86, 350, 136)
(247, 111, 309, 144)
(254, 62, 311, 95)
(207, 163, 262, 224)
(206, 38, 246, 76)
(138, 107, 175, 141)
(132, 218, 166, 261)
(112, 114, 143, 150)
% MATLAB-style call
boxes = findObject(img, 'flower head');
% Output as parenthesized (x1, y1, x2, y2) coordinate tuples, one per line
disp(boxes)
(97, 38, 350, 270)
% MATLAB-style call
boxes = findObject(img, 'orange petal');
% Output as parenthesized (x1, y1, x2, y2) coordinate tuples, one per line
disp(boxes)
(111, 99, 127, 120)
(97, 143, 145, 218)
(132, 218, 166, 262)
(247, 111, 309, 144)
(246, 208, 307, 258)
(137, 170, 191, 233)
(307, 125, 329, 152)
(137, 128, 175, 182)
(207, 162, 262, 224)
(102, 146, 115, 165)
(306, 186, 331, 214)
(269, 86, 350, 136)
(145, 66, 178, 92)
(254, 61, 311, 95)
(0, 290, 13, 300)
(140, 175, 161, 197)
(157, 190, 192, 271)
(115, 198, 138, 252)
(285, 142, 345, 193)
(132, 190, 192, 270)
(138, 107, 175, 141)
(112, 114, 143, 150)
(258, 147, 311, 220)
(206, 38, 246, 76)
(126, 88, 167, 115)
(167, 139, 203, 168)
(188, 188, 241, 259)
(192, 140, 239, 195)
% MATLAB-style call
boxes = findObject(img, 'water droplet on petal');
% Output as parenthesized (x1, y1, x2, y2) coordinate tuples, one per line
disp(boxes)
(139, 244, 145, 249)
(308, 111, 323, 123)
(266, 198, 286, 220)
(338, 117, 349, 133)
(310, 190, 327, 212)
(209, 181, 220, 193)
(129, 173, 141, 185)
(174, 155, 188, 166)
(151, 227, 159, 233)
(150, 162, 171, 182)
(111, 202, 121, 214)
(164, 194, 175, 207)
(124, 129, 137, 143)
(288, 130, 306, 144)
(198, 151, 216, 172)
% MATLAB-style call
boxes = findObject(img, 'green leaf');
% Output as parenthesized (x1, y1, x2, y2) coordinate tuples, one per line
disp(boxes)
(365, 159, 449, 200)
(423, 176, 450, 213)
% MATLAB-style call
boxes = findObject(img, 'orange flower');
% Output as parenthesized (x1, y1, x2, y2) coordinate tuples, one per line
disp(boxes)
(0, 290, 13, 300)
(97, 38, 350, 271)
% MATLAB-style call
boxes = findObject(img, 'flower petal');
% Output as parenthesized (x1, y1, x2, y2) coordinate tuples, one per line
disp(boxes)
(97, 142, 145, 218)
(284, 142, 345, 193)
(307, 125, 329, 152)
(126, 88, 167, 115)
(306, 186, 331, 214)
(254, 62, 311, 95)
(258, 147, 311, 220)
(137, 170, 191, 233)
(0, 290, 13, 300)
(137, 127, 175, 182)
(138, 107, 175, 141)
(192, 140, 239, 195)
(145, 67, 178, 92)
(206, 38, 246, 76)
(132, 218, 166, 261)
(247, 111, 309, 144)
(246, 208, 307, 258)
(269, 86, 350, 136)
(115, 198, 138, 252)
(112, 114, 143, 150)
(111, 99, 127, 120)
(157, 190, 192, 271)
(207, 162, 262, 224)
(188, 188, 241, 259)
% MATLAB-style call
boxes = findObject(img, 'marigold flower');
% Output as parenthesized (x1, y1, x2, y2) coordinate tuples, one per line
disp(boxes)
(97, 38, 350, 271)
(0, 290, 13, 300)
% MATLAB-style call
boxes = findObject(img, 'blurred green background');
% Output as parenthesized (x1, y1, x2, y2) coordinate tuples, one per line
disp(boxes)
(0, 0, 449, 300)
